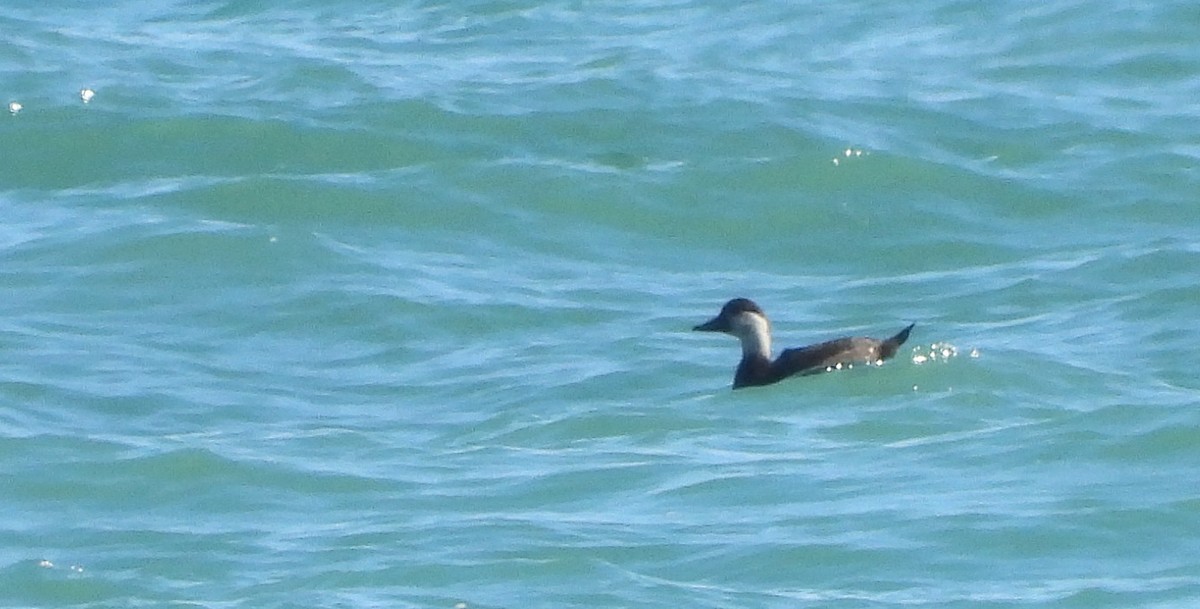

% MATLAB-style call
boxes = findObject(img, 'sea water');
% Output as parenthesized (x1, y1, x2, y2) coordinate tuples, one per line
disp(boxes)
(2, 1, 1199, 608)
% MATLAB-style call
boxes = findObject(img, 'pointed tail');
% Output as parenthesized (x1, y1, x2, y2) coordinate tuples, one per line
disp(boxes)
(880, 323, 915, 359)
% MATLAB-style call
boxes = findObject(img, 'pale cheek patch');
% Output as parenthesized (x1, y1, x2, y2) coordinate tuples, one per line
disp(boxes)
(732, 312, 772, 359)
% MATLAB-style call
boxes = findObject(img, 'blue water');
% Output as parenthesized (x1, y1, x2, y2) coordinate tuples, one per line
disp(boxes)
(3, 1, 1199, 608)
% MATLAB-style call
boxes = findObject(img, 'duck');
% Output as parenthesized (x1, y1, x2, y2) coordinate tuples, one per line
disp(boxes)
(694, 298, 914, 389)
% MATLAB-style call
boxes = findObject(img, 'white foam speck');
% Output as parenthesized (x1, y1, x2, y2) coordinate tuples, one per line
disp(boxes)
(910, 342, 965, 365)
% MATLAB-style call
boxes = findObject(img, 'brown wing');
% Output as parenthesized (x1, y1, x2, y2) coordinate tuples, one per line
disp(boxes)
(773, 337, 868, 380)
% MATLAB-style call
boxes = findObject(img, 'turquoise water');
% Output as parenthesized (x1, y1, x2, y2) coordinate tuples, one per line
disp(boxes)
(3, 1, 1199, 607)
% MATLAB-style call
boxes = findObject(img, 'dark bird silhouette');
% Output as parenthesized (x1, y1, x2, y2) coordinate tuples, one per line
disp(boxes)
(694, 298, 914, 389)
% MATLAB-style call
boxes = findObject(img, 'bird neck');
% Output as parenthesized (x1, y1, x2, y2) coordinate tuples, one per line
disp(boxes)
(737, 314, 772, 361)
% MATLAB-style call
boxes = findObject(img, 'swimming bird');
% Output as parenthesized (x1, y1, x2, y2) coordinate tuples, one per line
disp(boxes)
(693, 298, 914, 389)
